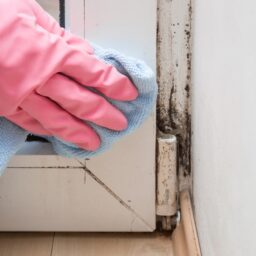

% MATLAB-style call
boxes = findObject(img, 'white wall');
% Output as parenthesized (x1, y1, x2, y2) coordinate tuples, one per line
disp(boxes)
(192, 0, 256, 255)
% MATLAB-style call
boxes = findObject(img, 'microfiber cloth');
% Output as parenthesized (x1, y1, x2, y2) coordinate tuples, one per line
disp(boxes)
(0, 44, 158, 174)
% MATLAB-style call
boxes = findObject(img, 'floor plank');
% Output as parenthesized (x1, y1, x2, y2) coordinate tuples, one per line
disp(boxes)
(0, 233, 173, 256)
(0, 233, 54, 256)
(52, 233, 174, 256)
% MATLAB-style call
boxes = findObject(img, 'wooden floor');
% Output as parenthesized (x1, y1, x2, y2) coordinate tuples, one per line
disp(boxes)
(0, 232, 173, 256)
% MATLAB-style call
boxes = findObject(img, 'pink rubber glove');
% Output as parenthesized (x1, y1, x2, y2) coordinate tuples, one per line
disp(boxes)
(0, 0, 138, 151)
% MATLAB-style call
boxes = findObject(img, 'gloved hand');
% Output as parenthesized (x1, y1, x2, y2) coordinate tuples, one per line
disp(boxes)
(0, 0, 138, 151)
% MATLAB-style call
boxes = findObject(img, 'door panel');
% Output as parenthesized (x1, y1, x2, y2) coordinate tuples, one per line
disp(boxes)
(36, 0, 60, 21)
(0, 168, 152, 231)
(0, 0, 157, 231)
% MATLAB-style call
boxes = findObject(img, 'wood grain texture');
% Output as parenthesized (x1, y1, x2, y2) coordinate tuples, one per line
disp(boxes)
(52, 233, 174, 256)
(0, 233, 54, 256)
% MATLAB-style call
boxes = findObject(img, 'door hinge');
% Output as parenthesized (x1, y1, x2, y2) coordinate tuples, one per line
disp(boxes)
(156, 133, 179, 231)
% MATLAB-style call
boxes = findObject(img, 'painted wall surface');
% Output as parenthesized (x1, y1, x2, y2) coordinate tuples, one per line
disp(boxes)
(192, 0, 256, 255)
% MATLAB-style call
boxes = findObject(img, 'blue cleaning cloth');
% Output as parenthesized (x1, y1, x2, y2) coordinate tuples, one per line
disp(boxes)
(0, 118, 28, 173)
(47, 45, 158, 158)
(0, 45, 157, 174)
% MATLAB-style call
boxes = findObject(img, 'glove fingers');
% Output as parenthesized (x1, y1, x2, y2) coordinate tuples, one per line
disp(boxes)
(29, 1, 138, 102)
(20, 93, 101, 151)
(60, 52, 139, 102)
(37, 75, 128, 131)
(0, 13, 137, 115)
(6, 109, 51, 135)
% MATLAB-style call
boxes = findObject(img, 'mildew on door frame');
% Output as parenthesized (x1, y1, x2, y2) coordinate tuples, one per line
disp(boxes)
(157, 0, 192, 190)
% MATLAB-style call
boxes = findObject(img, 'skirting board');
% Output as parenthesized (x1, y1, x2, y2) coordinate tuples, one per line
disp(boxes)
(172, 190, 201, 256)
